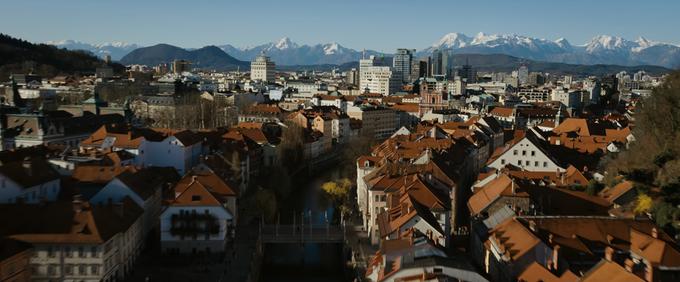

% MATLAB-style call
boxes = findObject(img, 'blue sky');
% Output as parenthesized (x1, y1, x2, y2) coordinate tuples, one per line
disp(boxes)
(2, 0, 678, 52)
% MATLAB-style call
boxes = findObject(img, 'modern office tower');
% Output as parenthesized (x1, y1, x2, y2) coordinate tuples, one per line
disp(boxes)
(172, 59, 192, 73)
(360, 65, 400, 96)
(346, 68, 359, 85)
(410, 59, 429, 82)
(457, 58, 476, 82)
(251, 53, 276, 83)
(528, 72, 545, 86)
(393, 49, 416, 83)
(448, 77, 467, 96)
(518, 64, 529, 85)
(359, 54, 379, 84)
(431, 49, 449, 76)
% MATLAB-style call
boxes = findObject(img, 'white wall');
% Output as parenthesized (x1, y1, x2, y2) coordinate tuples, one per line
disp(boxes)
(488, 138, 563, 172)
(0, 176, 60, 203)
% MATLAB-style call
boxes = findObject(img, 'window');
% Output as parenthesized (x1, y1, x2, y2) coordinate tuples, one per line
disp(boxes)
(522, 150, 526, 156)
(531, 151, 536, 156)
(48, 246, 55, 257)
(535, 161, 539, 167)
(79, 265, 86, 275)
(65, 265, 73, 275)
(513, 150, 518, 155)
(517, 160, 522, 166)
(48, 265, 56, 275)
(543, 162, 548, 167)
(501, 159, 505, 165)
(91, 265, 99, 275)
(90, 246, 98, 257)
(65, 246, 72, 257)
(525, 161, 530, 166)
(78, 247, 84, 258)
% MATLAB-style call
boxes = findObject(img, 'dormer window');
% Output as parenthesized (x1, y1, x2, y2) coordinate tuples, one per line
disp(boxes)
(191, 195, 201, 201)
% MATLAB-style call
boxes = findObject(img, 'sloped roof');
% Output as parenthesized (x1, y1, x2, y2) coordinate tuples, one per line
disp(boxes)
(488, 217, 541, 261)
(0, 197, 142, 244)
(580, 260, 644, 282)
(0, 157, 60, 188)
(468, 174, 527, 216)
(116, 167, 180, 200)
(518, 262, 579, 282)
(599, 181, 635, 204)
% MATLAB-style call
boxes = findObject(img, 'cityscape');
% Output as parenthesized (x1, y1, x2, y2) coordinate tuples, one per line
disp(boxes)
(1, 1, 680, 281)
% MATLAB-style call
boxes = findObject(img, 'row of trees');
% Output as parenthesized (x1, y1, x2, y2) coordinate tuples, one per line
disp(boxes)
(605, 71, 680, 233)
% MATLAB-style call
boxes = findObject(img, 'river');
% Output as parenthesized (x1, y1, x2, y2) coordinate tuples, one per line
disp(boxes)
(259, 168, 353, 282)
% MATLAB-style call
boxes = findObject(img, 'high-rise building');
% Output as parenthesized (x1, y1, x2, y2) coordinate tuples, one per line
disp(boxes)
(457, 59, 476, 83)
(393, 49, 416, 84)
(251, 53, 276, 83)
(172, 60, 192, 74)
(359, 55, 379, 84)
(528, 72, 545, 86)
(448, 77, 467, 96)
(346, 68, 359, 85)
(518, 65, 529, 85)
(431, 49, 449, 76)
(360, 65, 400, 96)
(410, 59, 428, 82)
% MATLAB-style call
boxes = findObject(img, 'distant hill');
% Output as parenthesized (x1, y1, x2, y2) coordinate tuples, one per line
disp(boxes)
(120, 44, 248, 70)
(449, 53, 670, 76)
(318, 53, 669, 76)
(0, 33, 121, 80)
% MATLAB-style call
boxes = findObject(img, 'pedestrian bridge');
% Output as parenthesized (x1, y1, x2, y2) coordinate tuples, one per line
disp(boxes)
(259, 224, 345, 243)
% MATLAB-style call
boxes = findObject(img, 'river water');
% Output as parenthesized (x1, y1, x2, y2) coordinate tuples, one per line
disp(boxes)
(259, 168, 352, 282)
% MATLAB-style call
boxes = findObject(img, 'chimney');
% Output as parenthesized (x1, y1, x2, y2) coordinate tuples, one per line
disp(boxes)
(529, 220, 537, 232)
(605, 246, 614, 261)
(552, 245, 560, 271)
(22, 157, 32, 176)
(511, 180, 516, 195)
(651, 227, 658, 239)
(72, 196, 83, 213)
(624, 259, 634, 272)
(113, 202, 124, 217)
(644, 262, 654, 282)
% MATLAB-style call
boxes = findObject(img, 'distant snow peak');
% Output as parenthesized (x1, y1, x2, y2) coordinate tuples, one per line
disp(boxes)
(323, 42, 340, 55)
(585, 35, 634, 52)
(273, 37, 298, 50)
(434, 32, 470, 48)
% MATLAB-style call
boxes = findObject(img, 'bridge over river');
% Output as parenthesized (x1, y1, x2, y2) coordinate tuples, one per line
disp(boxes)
(260, 224, 345, 243)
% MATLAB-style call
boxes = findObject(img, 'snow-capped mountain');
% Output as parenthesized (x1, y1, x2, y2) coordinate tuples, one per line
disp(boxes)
(46, 40, 141, 61)
(218, 37, 383, 66)
(420, 32, 680, 68)
(48, 33, 680, 68)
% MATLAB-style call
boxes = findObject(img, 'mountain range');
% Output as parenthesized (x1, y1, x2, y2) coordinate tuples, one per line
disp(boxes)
(48, 33, 680, 68)
(421, 32, 680, 68)
(46, 40, 140, 61)
(218, 37, 385, 65)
